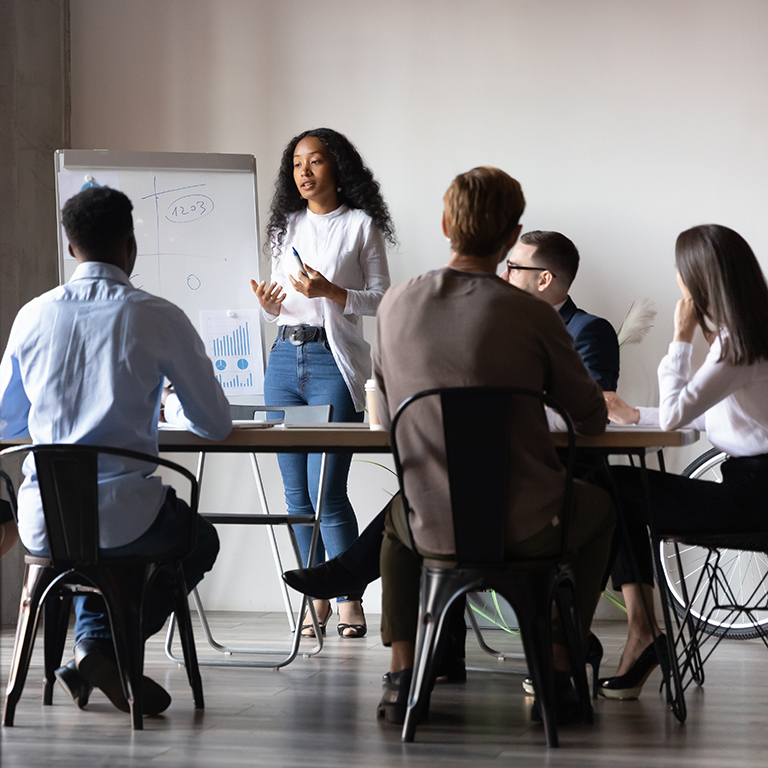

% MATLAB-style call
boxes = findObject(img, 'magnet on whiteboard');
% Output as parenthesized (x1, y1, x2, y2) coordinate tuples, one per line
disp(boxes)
(227, 311, 236, 318)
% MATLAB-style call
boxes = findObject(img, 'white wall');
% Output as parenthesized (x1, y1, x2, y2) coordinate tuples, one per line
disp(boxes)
(69, 0, 768, 610)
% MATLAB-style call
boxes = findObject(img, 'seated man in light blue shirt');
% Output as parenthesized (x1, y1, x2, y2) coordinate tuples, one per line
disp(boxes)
(0, 186, 232, 715)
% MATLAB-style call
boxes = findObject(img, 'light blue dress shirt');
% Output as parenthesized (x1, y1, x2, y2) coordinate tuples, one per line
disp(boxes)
(0, 261, 231, 552)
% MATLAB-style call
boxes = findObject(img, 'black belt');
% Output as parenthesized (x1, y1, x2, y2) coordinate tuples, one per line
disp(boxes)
(278, 324, 327, 346)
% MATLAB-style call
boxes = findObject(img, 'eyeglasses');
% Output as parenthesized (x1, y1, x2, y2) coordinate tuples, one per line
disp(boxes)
(506, 261, 557, 278)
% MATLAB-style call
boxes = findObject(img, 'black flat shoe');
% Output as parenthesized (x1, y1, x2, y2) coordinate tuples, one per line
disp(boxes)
(598, 633, 667, 700)
(283, 557, 368, 601)
(377, 668, 415, 725)
(382, 657, 466, 686)
(55, 659, 93, 710)
(75, 639, 171, 715)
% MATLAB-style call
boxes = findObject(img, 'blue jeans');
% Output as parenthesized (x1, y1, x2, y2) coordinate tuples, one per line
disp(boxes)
(71, 488, 220, 646)
(264, 337, 364, 600)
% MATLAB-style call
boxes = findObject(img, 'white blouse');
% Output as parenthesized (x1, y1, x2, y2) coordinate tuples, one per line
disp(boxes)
(635, 338, 768, 457)
(264, 205, 390, 411)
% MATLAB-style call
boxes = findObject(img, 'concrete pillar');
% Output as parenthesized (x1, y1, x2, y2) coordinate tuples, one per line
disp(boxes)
(0, 0, 70, 623)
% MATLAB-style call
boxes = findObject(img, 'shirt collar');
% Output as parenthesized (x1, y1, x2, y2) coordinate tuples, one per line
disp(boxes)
(306, 203, 349, 221)
(69, 261, 134, 287)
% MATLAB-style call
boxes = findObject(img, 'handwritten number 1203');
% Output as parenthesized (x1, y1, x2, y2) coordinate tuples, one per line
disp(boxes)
(166, 194, 214, 223)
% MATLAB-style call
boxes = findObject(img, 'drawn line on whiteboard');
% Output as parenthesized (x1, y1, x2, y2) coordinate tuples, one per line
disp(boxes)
(153, 176, 161, 286)
(141, 182, 206, 200)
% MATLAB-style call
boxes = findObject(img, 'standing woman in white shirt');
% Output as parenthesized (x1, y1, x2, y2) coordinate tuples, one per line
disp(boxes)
(598, 224, 768, 699)
(251, 128, 395, 638)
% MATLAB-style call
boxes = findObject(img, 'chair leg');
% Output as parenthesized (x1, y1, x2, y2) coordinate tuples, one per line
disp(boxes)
(168, 566, 204, 709)
(554, 579, 592, 723)
(402, 570, 465, 743)
(100, 567, 147, 730)
(649, 535, 688, 723)
(4, 565, 55, 726)
(498, 574, 559, 748)
(42, 591, 73, 705)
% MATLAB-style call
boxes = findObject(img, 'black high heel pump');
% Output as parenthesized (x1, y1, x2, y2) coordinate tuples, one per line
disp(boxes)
(521, 633, 604, 698)
(598, 633, 667, 700)
(586, 632, 604, 699)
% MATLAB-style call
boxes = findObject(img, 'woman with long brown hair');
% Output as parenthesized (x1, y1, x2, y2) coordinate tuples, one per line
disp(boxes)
(600, 224, 768, 699)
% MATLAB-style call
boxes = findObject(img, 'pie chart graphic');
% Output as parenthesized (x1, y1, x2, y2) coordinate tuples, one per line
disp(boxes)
(215, 359, 226, 371)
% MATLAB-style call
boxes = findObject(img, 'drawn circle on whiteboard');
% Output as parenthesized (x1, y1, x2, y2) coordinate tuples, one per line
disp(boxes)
(215, 360, 227, 371)
(237, 359, 249, 370)
(187, 274, 201, 290)
(165, 194, 215, 223)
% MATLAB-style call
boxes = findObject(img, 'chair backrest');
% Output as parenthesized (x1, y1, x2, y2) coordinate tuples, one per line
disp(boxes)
(390, 387, 575, 568)
(229, 404, 333, 424)
(0, 444, 199, 565)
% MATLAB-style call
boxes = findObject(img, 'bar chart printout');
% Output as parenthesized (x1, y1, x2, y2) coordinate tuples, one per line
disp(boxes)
(199, 309, 262, 396)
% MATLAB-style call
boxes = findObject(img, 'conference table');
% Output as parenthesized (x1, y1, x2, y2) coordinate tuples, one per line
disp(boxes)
(154, 422, 699, 453)
(154, 422, 700, 712)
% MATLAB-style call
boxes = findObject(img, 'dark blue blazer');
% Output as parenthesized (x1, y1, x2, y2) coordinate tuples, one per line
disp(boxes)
(559, 296, 620, 392)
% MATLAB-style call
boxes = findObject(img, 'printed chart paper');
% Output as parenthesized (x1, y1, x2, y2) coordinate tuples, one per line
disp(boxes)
(199, 309, 262, 396)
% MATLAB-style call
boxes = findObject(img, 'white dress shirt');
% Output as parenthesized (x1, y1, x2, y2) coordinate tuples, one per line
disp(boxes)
(635, 338, 768, 457)
(0, 261, 231, 552)
(264, 205, 390, 411)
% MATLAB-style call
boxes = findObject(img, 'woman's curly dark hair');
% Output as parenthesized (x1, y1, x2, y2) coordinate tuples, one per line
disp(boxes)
(264, 128, 396, 255)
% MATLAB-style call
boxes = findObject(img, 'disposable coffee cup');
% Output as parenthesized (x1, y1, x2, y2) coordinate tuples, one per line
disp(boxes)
(365, 378, 383, 430)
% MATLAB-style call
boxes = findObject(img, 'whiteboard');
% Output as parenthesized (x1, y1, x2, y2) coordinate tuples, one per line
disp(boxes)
(54, 150, 265, 400)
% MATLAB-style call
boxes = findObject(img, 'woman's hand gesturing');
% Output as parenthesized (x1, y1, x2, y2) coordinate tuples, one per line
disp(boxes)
(288, 264, 348, 308)
(250, 279, 286, 316)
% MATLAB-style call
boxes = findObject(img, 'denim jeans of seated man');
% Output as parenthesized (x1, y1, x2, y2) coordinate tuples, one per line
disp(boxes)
(264, 337, 364, 601)
(31, 487, 220, 647)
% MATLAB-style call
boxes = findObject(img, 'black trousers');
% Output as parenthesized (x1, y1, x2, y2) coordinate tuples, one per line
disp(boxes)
(607, 454, 768, 590)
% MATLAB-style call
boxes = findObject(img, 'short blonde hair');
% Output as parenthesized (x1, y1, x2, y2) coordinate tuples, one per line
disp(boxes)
(443, 167, 525, 258)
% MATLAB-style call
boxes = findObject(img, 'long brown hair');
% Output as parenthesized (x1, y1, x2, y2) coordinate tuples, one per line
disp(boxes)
(675, 224, 768, 365)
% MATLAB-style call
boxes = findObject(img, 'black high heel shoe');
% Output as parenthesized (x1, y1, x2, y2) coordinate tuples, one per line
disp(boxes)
(337, 601, 367, 638)
(300, 602, 333, 638)
(521, 633, 603, 698)
(598, 633, 667, 700)
(586, 633, 604, 699)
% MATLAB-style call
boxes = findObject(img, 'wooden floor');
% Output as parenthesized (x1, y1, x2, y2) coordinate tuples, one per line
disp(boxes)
(1, 613, 767, 767)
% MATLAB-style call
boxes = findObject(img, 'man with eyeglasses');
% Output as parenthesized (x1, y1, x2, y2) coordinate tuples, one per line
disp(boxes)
(502, 231, 619, 392)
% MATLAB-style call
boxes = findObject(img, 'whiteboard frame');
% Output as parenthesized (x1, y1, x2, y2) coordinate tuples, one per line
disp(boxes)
(53, 149, 265, 402)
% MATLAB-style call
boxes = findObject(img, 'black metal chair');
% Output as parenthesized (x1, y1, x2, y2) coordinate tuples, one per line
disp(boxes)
(639, 448, 768, 721)
(0, 444, 204, 730)
(657, 526, 768, 696)
(389, 386, 591, 747)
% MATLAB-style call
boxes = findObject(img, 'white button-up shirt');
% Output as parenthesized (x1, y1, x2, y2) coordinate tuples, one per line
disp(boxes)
(636, 338, 768, 457)
(265, 205, 390, 411)
(0, 261, 231, 552)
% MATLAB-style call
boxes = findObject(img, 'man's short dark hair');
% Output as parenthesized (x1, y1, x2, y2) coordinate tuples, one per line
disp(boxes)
(520, 230, 580, 287)
(62, 186, 134, 255)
